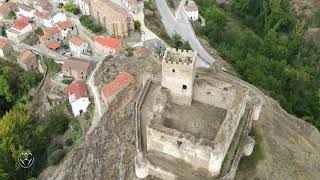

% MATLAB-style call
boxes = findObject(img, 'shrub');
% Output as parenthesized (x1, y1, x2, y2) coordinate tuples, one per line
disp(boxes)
(79, 15, 103, 33)
(47, 142, 63, 156)
(47, 149, 66, 166)
(34, 27, 44, 36)
(46, 110, 70, 135)
(6, 10, 16, 19)
(62, 79, 73, 85)
(134, 20, 141, 31)
(71, 123, 82, 141)
(72, 7, 80, 15)
(65, 138, 74, 146)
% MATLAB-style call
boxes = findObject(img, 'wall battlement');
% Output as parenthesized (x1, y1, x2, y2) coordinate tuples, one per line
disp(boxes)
(163, 48, 197, 66)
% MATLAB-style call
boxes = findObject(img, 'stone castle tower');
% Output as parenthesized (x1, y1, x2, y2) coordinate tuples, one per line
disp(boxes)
(161, 48, 197, 106)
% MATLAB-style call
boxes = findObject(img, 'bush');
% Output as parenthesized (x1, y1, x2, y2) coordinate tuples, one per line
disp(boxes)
(65, 138, 74, 146)
(71, 123, 82, 141)
(72, 7, 80, 15)
(6, 10, 16, 19)
(134, 20, 141, 31)
(126, 47, 134, 57)
(62, 79, 73, 85)
(47, 142, 63, 156)
(47, 149, 66, 166)
(47, 110, 70, 135)
(79, 15, 103, 33)
(34, 27, 44, 36)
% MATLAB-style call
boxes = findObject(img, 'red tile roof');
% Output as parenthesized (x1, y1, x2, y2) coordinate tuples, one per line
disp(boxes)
(0, 39, 9, 49)
(95, 36, 121, 49)
(67, 80, 89, 101)
(40, 26, 60, 41)
(18, 16, 33, 23)
(101, 72, 134, 98)
(69, 36, 84, 46)
(185, 2, 198, 12)
(46, 41, 60, 49)
(17, 50, 36, 64)
(134, 47, 147, 58)
(62, 58, 91, 73)
(56, 20, 74, 30)
(12, 19, 30, 31)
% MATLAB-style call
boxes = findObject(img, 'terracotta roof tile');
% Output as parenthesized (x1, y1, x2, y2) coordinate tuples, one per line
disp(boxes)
(67, 80, 89, 101)
(95, 36, 121, 49)
(185, 2, 198, 12)
(56, 20, 74, 30)
(17, 50, 36, 64)
(46, 41, 60, 49)
(101, 72, 134, 98)
(12, 19, 30, 31)
(0, 39, 9, 49)
(69, 36, 84, 46)
(95, 0, 131, 21)
(62, 58, 91, 72)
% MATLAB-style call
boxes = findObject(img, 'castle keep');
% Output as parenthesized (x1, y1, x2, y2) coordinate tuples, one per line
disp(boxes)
(134, 48, 262, 179)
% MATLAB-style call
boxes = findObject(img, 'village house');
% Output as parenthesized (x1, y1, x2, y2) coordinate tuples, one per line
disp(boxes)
(56, 20, 77, 39)
(92, 0, 134, 38)
(67, 80, 90, 116)
(123, 0, 139, 13)
(62, 57, 92, 80)
(33, 0, 51, 13)
(17, 4, 36, 18)
(0, 38, 12, 57)
(39, 26, 62, 44)
(184, 1, 198, 21)
(101, 72, 134, 105)
(42, 13, 67, 28)
(17, 50, 38, 71)
(69, 36, 89, 56)
(6, 18, 32, 42)
(0, 2, 16, 20)
(78, 0, 91, 15)
(46, 41, 61, 50)
(94, 36, 121, 55)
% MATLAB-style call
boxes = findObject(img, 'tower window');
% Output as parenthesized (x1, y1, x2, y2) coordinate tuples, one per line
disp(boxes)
(172, 69, 175, 72)
(177, 141, 182, 148)
(182, 85, 187, 89)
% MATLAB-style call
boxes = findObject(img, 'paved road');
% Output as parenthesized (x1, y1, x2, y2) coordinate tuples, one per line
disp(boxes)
(155, 0, 214, 67)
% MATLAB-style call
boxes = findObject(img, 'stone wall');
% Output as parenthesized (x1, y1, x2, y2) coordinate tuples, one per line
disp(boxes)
(161, 48, 197, 106)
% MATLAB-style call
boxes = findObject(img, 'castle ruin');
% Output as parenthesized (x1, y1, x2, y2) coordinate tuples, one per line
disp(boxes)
(134, 48, 262, 179)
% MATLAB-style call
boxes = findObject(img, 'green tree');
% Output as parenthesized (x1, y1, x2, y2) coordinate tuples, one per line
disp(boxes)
(34, 27, 44, 36)
(72, 7, 81, 15)
(46, 110, 70, 135)
(64, 2, 75, 12)
(0, 75, 13, 102)
(6, 10, 16, 19)
(134, 20, 141, 31)
(47, 149, 66, 166)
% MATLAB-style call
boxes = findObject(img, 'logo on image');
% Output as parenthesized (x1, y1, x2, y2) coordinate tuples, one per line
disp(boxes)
(18, 150, 34, 169)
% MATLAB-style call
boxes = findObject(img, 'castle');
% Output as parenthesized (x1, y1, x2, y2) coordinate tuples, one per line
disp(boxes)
(134, 48, 263, 179)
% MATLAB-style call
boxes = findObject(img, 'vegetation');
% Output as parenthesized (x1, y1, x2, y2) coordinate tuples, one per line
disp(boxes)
(195, 0, 320, 129)
(238, 128, 264, 172)
(62, 79, 73, 85)
(64, 138, 74, 146)
(47, 149, 66, 166)
(64, 2, 81, 15)
(170, 33, 192, 51)
(134, 20, 141, 31)
(79, 15, 103, 33)
(126, 47, 134, 57)
(45, 58, 60, 75)
(46, 110, 70, 135)
(6, 10, 16, 19)
(34, 27, 44, 36)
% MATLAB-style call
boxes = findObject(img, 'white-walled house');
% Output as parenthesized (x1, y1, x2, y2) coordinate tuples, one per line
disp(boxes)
(6, 19, 32, 42)
(69, 36, 88, 56)
(18, 4, 36, 18)
(67, 80, 90, 117)
(184, 1, 198, 21)
(42, 13, 67, 28)
(56, 20, 77, 39)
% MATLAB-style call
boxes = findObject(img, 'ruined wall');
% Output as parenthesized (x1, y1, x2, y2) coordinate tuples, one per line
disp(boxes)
(147, 120, 213, 171)
(193, 79, 235, 109)
(161, 48, 197, 106)
(208, 87, 248, 176)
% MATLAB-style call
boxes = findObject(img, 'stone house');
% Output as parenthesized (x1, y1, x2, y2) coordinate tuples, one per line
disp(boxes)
(6, 18, 32, 42)
(0, 38, 12, 57)
(184, 1, 198, 21)
(39, 26, 62, 44)
(94, 36, 121, 55)
(55, 20, 77, 39)
(69, 36, 88, 56)
(17, 50, 38, 71)
(62, 57, 92, 80)
(92, 0, 134, 38)
(101, 72, 134, 105)
(67, 80, 90, 116)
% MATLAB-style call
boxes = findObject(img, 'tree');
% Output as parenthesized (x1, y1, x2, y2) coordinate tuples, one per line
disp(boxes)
(134, 20, 141, 31)
(46, 110, 70, 135)
(0, 75, 13, 102)
(64, 2, 75, 12)
(72, 7, 81, 15)
(20, 71, 43, 90)
(6, 10, 16, 19)
(181, 41, 191, 51)
(47, 149, 66, 166)
(34, 27, 44, 36)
